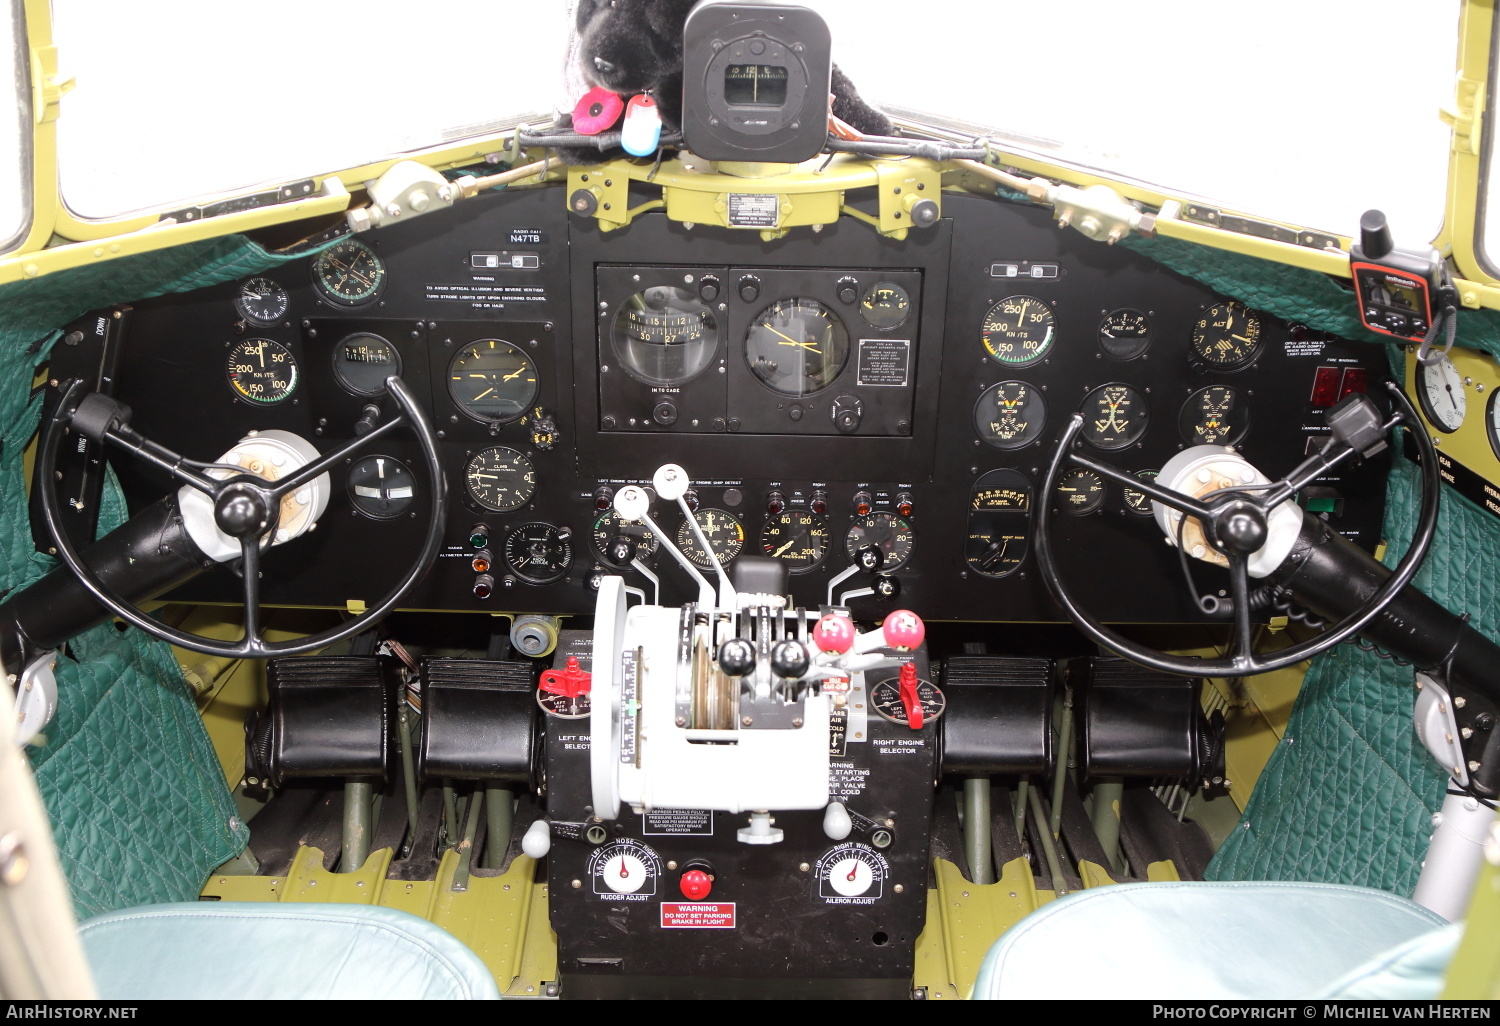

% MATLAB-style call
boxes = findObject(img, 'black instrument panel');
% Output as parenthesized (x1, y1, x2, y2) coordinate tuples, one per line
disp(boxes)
(108, 187, 1390, 623)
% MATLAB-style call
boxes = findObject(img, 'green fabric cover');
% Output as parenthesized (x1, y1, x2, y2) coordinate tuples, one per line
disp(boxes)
(0, 236, 322, 917)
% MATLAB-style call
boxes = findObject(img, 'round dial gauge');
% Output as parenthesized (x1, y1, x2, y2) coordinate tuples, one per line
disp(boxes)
(1487, 390, 1500, 461)
(589, 840, 661, 897)
(974, 380, 1046, 450)
(311, 238, 386, 307)
(1098, 308, 1151, 360)
(464, 447, 536, 513)
(347, 456, 416, 520)
(745, 299, 851, 396)
(860, 282, 912, 329)
(676, 509, 746, 569)
(760, 510, 830, 573)
(844, 512, 915, 572)
(592, 509, 659, 568)
(235, 277, 289, 326)
(817, 844, 888, 900)
(612, 287, 720, 386)
(1080, 383, 1148, 449)
(1419, 354, 1466, 433)
(870, 674, 946, 726)
(503, 523, 573, 584)
(1180, 385, 1250, 446)
(1122, 470, 1160, 516)
(982, 296, 1055, 366)
(226, 338, 298, 405)
(1056, 468, 1105, 515)
(333, 333, 401, 396)
(967, 469, 1031, 579)
(448, 339, 539, 425)
(1192, 301, 1263, 368)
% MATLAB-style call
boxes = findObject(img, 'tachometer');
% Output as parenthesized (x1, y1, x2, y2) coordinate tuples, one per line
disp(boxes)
(592, 509, 660, 568)
(1418, 353, 1466, 433)
(982, 296, 1055, 366)
(448, 339, 539, 425)
(226, 338, 298, 405)
(311, 238, 386, 307)
(612, 286, 720, 386)
(745, 298, 851, 396)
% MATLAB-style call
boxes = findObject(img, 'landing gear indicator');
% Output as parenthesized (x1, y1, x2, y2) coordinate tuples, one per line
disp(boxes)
(816, 843, 889, 904)
(589, 839, 661, 901)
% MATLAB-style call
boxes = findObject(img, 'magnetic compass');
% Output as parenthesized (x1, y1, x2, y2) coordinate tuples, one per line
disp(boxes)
(589, 839, 662, 897)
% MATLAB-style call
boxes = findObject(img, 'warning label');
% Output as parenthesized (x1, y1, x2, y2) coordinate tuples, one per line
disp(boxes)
(828, 708, 848, 757)
(727, 194, 779, 228)
(660, 902, 736, 929)
(828, 760, 870, 798)
(857, 339, 912, 386)
(643, 809, 713, 836)
(424, 283, 548, 309)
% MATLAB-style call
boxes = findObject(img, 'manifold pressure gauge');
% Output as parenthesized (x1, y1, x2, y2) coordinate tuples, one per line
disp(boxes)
(226, 338, 298, 405)
(592, 509, 660, 568)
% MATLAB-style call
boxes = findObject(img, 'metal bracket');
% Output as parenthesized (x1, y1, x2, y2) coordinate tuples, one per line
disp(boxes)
(13, 652, 58, 747)
(30, 45, 75, 126)
(1440, 74, 1487, 156)
(1416, 672, 1470, 786)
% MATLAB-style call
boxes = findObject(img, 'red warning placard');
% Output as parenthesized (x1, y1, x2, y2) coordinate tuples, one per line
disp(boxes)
(660, 902, 736, 929)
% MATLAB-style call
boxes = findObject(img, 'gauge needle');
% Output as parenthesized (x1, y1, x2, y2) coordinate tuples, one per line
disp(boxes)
(1448, 385, 1459, 409)
(473, 388, 495, 401)
(768, 326, 820, 353)
(773, 540, 796, 557)
(1232, 335, 1254, 344)
(503, 367, 526, 381)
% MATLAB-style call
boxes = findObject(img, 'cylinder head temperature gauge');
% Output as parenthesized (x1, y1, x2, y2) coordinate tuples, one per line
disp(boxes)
(589, 839, 662, 898)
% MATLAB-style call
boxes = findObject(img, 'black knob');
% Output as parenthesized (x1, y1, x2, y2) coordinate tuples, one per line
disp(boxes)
(739, 276, 761, 303)
(1359, 209, 1393, 261)
(684, 489, 700, 512)
(855, 545, 884, 573)
(873, 575, 901, 600)
(770, 640, 811, 680)
(718, 638, 756, 677)
(837, 278, 859, 304)
(607, 535, 637, 566)
(570, 189, 599, 217)
(653, 401, 679, 426)
(354, 404, 382, 437)
(700, 276, 721, 302)
(907, 198, 940, 229)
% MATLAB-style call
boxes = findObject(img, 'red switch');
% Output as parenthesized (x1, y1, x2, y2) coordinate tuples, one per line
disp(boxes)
(540, 656, 592, 699)
(898, 661, 923, 730)
(680, 869, 713, 900)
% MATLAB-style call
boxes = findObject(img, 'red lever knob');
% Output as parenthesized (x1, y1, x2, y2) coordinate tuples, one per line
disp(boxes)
(680, 869, 713, 900)
(813, 614, 856, 654)
(898, 661, 923, 730)
(540, 656, 592, 699)
(882, 609, 926, 651)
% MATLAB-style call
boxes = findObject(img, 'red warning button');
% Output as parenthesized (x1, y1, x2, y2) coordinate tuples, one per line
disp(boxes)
(660, 902, 736, 929)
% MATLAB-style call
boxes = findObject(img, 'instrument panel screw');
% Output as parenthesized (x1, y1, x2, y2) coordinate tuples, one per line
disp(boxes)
(799, 863, 810, 873)
(742, 716, 753, 727)
(571, 879, 582, 889)
(676, 716, 687, 727)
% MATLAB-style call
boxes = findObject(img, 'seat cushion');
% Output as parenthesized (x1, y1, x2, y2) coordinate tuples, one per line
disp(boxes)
(80, 902, 501, 1000)
(1315, 921, 1464, 1000)
(972, 881, 1447, 1000)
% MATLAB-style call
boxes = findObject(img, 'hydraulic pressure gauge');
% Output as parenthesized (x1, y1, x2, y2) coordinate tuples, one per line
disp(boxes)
(464, 447, 536, 513)
(234, 277, 289, 326)
(745, 299, 851, 397)
(347, 456, 416, 520)
(448, 339, 539, 425)
(1191, 301, 1263, 368)
(676, 509, 745, 569)
(311, 238, 386, 307)
(1056, 468, 1105, 515)
(966, 469, 1031, 579)
(1098, 308, 1151, 360)
(612, 286, 720, 386)
(503, 523, 573, 584)
(588, 839, 662, 897)
(860, 282, 912, 329)
(760, 510, 830, 573)
(332, 333, 401, 397)
(1080, 383, 1148, 449)
(1179, 385, 1250, 446)
(982, 296, 1055, 366)
(592, 509, 660, 568)
(226, 338, 298, 405)
(845, 513, 915, 572)
(1418, 353, 1466, 433)
(973, 380, 1046, 450)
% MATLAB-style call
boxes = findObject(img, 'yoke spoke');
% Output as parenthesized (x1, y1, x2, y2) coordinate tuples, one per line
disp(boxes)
(1068, 450, 1216, 521)
(269, 414, 406, 500)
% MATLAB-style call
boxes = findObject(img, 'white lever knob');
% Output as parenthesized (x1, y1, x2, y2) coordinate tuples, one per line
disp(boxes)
(823, 801, 852, 841)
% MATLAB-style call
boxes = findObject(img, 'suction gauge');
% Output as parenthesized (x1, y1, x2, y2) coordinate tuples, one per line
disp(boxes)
(982, 296, 1055, 366)
(860, 282, 911, 329)
(311, 238, 386, 307)
(235, 277, 289, 326)
(226, 338, 298, 405)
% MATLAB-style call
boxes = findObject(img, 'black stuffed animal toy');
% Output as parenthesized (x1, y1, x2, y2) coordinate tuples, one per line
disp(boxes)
(557, 0, 893, 163)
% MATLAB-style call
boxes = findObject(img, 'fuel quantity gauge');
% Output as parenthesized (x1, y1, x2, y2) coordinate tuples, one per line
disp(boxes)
(966, 469, 1031, 579)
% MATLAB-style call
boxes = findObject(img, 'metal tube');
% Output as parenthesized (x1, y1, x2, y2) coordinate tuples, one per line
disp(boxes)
(1091, 778, 1125, 876)
(1026, 786, 1068, 896)
(483, 786, 514, 871)
(962, 778, 994, 885)
(442, 784, 459, 848)
(1050, 700, 1073, 838)
(1014, 777, 1030, 843)
(451, 790, 485, 893)
(342, 780, 373, 873)
(1413, 786, 1498, 920)
(396, 706, 419, 855)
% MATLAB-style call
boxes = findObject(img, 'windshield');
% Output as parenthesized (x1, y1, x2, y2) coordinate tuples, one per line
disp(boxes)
(50, 0, 1458, 241)
(1, 0, 27, 250)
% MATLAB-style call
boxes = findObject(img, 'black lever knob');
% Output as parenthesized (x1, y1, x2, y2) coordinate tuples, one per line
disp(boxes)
(717, 638, 756, 678)
(769, 640, 811, 680)
(354, 403, 382, 437)
(855, 545, 884, 574)
(873, 575, 901, 601)
(607, 535, 638, 566)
